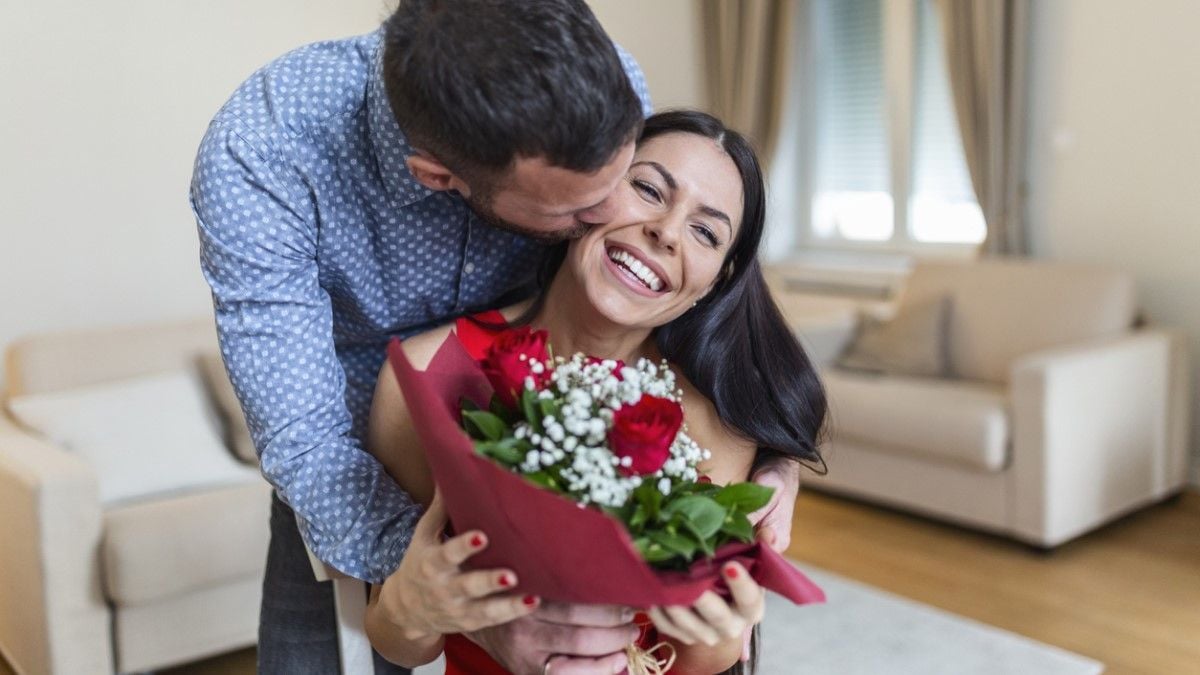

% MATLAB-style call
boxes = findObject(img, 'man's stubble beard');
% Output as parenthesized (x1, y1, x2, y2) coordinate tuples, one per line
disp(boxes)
(464, 192, 591, 243)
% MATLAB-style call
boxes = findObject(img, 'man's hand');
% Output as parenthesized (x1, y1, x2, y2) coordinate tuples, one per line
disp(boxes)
(467, 602, 639, 675)
(749, 460, 801, 553)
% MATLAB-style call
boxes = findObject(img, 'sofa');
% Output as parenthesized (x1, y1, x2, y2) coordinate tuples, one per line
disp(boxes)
(774, 259, 1192, 547)
(0, 320, 270, 674)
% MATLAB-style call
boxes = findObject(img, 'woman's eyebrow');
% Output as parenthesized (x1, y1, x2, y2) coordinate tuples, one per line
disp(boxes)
(631, 161, 677, 190)
(699, 205, 732, 235)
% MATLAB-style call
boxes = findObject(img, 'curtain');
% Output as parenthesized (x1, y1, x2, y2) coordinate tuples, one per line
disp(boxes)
(701, 0, 797, 167)
(934, 0, 1031, 255)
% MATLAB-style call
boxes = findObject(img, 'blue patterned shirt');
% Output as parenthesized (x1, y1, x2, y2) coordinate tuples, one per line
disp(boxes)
(191, 29, 651, 582)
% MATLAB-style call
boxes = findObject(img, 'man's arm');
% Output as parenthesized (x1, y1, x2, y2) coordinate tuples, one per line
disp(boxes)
(750, 459, 802, 552)
(191, 117, 419, 583)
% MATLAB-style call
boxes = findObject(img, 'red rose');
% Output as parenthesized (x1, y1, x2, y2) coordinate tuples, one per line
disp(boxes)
(481, 327, 551, 408)
(608, 395, 683, 476)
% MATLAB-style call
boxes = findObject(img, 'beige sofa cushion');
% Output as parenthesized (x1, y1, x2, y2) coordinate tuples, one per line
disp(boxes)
(825, 369, 1010, 472)
(837, 296, 951, 377)
(102, 480, 271, 605)
(899, 261, 1135, 383)
(7, 370, 261, 505)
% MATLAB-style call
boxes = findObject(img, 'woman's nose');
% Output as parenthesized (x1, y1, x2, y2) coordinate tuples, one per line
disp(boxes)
(643, 213, 682, 252)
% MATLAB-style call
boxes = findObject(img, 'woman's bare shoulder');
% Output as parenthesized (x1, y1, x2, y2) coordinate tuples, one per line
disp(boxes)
(674, 372, 757, 484)
(398, 324, 455, 370)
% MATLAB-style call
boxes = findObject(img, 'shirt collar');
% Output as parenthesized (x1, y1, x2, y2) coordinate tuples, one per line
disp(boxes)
(367, 35, 436, 208)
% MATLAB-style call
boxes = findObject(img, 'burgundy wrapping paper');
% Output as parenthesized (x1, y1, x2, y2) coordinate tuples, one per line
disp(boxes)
(387, 334, 825, 608)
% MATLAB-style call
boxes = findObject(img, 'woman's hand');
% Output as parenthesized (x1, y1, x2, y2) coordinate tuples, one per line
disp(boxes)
(368, 492, 540, 649)
(647, 562, 764, 647)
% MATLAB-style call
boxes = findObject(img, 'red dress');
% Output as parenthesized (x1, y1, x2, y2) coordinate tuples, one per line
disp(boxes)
(443, 621, 664, 675)
(444, 312, 668, 673)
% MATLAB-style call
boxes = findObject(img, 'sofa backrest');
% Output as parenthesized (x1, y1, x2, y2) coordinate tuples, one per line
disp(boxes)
(4, 319, 217, 397)
(899, 260, 1136, 383)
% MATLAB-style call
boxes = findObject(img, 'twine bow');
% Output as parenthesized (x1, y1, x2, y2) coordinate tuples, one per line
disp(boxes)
(625, 641, 677, 675)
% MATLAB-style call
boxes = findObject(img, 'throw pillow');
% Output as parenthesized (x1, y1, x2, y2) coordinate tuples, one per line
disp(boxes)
(7, 370, 261, 506)
(837, 295, 952, 378)
(196, 352, 258, 464)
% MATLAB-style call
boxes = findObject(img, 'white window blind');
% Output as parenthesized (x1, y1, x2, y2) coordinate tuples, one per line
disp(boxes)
(811, 0, 893, 241)
(804, 0, 985, 249)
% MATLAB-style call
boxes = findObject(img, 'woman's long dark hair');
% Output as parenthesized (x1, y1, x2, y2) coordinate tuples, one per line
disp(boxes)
(507, 110, 828, 674)
(516, 110, 827, 473)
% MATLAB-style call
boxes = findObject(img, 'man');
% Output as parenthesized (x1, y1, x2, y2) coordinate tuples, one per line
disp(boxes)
(191, 1, 800, 673)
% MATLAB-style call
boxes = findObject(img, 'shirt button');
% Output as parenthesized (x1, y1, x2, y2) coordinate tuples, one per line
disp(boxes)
(464, 262, 476, 274)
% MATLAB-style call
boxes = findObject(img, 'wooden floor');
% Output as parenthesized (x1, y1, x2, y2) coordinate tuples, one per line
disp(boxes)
(786, 489, 1200, 675)
(4, 490, 1197, 675)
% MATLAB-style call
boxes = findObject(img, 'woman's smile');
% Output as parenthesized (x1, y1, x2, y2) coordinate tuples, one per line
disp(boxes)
(603, 242, 672, 296)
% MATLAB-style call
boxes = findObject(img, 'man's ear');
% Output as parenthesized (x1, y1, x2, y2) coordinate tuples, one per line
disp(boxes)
(406, 152, 472, 196)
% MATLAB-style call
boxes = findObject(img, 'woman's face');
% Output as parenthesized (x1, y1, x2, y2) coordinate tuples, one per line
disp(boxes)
(565, 131, 745, 330)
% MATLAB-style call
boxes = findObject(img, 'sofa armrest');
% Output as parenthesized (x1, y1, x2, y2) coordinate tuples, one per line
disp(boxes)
(1009, 329, 1188, 546)
(0, 416, 111, 675)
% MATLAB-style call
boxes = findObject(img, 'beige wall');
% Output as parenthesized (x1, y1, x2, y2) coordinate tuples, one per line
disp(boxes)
(0, 1, 701, 388)
(1025, 0, 1200, 483)
(0, 1, 387, 386)
(588, 0, 706, 110)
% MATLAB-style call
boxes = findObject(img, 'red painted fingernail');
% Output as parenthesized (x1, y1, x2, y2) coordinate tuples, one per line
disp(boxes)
(470, 534, 485, 549)
(523, 595, 539, 607)
(724, 565, 739, 579)
(499, 573, 514, 587)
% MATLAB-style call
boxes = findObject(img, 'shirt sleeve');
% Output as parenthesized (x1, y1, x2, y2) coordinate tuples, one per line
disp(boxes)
(614, 43, 654, 117)
(190, 116, 420, 583)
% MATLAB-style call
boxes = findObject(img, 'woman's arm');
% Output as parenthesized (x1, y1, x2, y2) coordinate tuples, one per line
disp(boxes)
(363, 326, 539, 666)
(644, 381, 765, 673)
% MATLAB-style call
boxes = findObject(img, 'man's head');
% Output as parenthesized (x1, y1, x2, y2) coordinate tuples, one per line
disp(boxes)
(382, 0, 644, 240)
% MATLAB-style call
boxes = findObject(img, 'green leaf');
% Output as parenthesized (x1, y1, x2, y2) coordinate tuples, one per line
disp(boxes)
(538, 398, 560, 422)
(719, 512, 755, 542)
(520, 389, 542, 432)
(663, 495, 727, 540)
(635, 537, 677, 563)
(714, 482, 775, 513)
(462, 410, 506, 442)
(635, 482, 664, 522)
(677, 518, 716, 557)
(523, 471, 559, 490)
(460, 397, 480, 413)
(648, 530, 697, 559)
(629, 503, 648, 530)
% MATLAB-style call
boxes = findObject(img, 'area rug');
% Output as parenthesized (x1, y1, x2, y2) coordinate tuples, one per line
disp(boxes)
(415, 562, 1104, 674)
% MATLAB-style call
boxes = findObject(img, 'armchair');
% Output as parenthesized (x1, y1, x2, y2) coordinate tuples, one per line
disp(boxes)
(0, 320, 270, 674)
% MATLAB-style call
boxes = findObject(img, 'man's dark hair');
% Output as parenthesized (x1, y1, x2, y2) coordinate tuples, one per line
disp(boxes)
(382, 0, 644, 184)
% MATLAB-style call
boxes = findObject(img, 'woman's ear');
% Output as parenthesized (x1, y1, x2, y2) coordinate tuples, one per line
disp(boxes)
(406, 152, 472, 196)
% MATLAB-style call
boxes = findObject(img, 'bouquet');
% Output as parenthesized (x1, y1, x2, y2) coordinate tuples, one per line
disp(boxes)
(463, 325, 774, 570)
(385, 325, 823, 608)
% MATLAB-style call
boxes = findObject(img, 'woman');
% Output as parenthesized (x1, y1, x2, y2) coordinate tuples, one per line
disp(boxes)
(365, 110, 827, 674)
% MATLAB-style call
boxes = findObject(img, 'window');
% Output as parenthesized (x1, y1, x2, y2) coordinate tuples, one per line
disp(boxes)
(803, 0, 985, 250)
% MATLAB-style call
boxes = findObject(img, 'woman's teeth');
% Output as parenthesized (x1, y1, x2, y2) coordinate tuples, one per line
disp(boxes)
(607, 248, 664, 292)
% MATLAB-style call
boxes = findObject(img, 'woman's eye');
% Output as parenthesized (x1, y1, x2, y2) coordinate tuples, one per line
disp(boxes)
(693, 225, 719, 247)
(632, 179, 662, 203)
